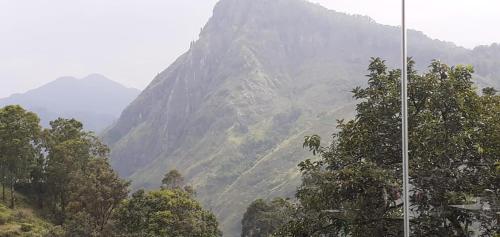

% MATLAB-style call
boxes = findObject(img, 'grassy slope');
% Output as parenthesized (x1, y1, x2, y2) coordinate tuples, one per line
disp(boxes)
(0, 191, 52, 237)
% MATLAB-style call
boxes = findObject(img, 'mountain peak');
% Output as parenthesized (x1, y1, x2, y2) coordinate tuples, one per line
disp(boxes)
(82, 73, 108, 81)
(207, 0, 312, 33)
(0, 75, 140, 132)
(80, 73, 130, 88)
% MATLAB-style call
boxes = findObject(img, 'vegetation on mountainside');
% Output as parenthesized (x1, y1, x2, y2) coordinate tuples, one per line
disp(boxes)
(1, 53, 498, 237)
(114, 170, 221, 237)
(0, 107, 221, 236)
(103, 0, 500, 235)
(161, 169, 185, 189)
(243, 59, 499, 236)
(0, 106, 40, 209)
(0, 192, 53, 237)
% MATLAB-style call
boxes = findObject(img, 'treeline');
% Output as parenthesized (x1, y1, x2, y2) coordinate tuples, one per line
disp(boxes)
(0, 107, 221, 237)
(242, 59, 499, 237)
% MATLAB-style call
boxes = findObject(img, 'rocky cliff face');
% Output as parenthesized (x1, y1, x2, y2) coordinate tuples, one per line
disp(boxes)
(104, 0, 499, 235)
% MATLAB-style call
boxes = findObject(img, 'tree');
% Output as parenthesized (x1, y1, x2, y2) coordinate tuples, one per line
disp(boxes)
(43, 118, 109, 223)
(67, 157, 129, 234)
(162, 169, 185, 189)
(0, 111, 131, 235)
(37, 118, 130, 236)
(0, 105, 41, 208)
(114, 189, 222, 237)
(30, 152, 47, 209)
(277, 58, 499, 236)
(161, 169, 196, 195)
(241, 198, 293, 237)
(407, 62, 498, 236)
(62, 212, 96, 237)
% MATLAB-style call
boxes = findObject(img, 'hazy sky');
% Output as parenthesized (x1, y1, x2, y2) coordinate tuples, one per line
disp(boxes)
(1, 0, 499, 98)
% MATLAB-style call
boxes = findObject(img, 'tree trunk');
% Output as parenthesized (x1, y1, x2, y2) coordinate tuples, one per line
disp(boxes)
(51, 194, 57, 216)
(1, 169, 5, 202)
(37, 189, 43, 209)
(10, 181, 15, 208)
(60, 193, 66, 224)
(36, 183, 43, 209)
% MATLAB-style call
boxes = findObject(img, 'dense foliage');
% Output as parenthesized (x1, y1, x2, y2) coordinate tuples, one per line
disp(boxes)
(0, 108, 222, 236)
(114, 189, 221, 237)
(42, 118, 129, 228)
(272, 58, 499, 236)
(0, 112, 130, 236)
(114, 170, 222, 237)
(0, 105, 41, 209)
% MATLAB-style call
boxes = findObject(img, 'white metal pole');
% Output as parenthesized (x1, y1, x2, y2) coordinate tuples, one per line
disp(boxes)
(401, 0, 410, 236)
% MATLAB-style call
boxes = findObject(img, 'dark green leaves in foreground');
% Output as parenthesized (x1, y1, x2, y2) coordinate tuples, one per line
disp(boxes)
(250, 58, 499, 237)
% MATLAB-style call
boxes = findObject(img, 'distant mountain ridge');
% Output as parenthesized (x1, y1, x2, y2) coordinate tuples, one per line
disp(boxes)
(103, 0, 499, 235)
(0, 74, 140, 132)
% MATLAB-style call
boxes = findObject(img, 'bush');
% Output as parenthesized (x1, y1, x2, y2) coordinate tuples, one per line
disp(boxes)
(63, 212, 95, 237)
(11, 210, 28, 222)
(0, 213, 8, 225)
(43, 226, 65, 237)
(20, 223, 33, 232)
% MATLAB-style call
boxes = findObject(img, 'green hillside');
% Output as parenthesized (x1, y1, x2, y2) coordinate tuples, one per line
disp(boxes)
(103, 0, 500, 235)
(0, 192, 53, 237)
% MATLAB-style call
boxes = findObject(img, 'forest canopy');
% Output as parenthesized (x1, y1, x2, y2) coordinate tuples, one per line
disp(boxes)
(0, 108, 221, 237)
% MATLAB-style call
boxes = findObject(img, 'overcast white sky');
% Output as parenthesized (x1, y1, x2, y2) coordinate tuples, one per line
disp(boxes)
(0, 0, 499, 98)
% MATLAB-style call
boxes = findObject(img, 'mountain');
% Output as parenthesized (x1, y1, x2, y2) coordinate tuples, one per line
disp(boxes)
(0, 74, 140, 132)
(103, 0, 500, 235)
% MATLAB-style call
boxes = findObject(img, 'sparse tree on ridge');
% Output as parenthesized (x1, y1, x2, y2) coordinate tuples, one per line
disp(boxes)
(162, 169, 185, 189)
(241, 198, 293, 237)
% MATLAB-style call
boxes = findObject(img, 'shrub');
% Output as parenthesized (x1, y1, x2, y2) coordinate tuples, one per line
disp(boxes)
(0, 213, 8, 225)
(20, 223, 33, 232)
(43, 226, 65, 237)
(11, 210, 28, 222)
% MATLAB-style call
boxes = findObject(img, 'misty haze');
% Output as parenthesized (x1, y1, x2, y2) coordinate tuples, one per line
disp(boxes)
(0, 0, 498, 236)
